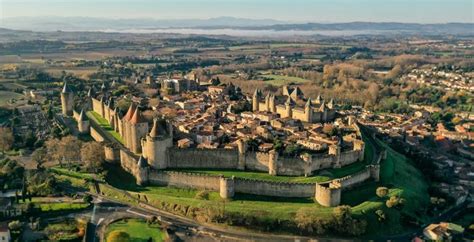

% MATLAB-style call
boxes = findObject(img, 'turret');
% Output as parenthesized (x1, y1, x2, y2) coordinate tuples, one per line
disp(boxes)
(264, 93, 270, 111)
(77, 109, 90, 134)
(315, 182, 341, 207)
(269, 94, 276, 112)
(252, 89, 260, 112)
(319, 100, 328, 122)
(329, 145, 341, 168)
(284, 96, 293, 118)
(237, 139, 247, 170)
(305, 98, 313, 122)
(60, 82, 74, 116)
(129, 107, 149, 154)
(141, 119, 173, 169)
(135, 156, 149, 186)
(268, 149, 279, 175)
(315, 94, 322, 105)
(122, 103, 137, 148)
(219, 176, 235, 199)
(328, 98, 334, 109)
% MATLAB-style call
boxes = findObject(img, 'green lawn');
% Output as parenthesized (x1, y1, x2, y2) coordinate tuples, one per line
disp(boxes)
(19, 197, 89, 212)
(105, 219, 166, 242)
(260, 74, 311, 86)
(50, 167, 99, 181)
(87, 111, 124, 144)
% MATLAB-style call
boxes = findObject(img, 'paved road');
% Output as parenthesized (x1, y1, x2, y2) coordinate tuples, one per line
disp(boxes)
(86, 193, 348, 242)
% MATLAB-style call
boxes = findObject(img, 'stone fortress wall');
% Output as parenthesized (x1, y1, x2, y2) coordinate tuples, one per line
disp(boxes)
(63, 89, 381, 207)
(119, 150, 381, 206)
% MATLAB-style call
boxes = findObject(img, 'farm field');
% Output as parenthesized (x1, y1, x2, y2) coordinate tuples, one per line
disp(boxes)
(260, 74, 311, 86)
(0, 90, 24, 106)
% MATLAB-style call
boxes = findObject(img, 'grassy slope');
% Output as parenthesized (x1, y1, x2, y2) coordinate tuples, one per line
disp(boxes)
(86, 111, 124, 143)
(105, 219, 166, 242)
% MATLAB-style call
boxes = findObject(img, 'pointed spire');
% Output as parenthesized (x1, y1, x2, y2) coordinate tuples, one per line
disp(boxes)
(253, 89, 259, 97)
(62, 82, 71, 93)
(108, 97, 114, 108)
(305, 98, 312, 108)
(79, 109, 87, 121)
(149, 119, 160, 138)
(285, 96, 293, 105)
(315, 94, 322, 104)
(101, 82, 106, 90)
(328, 98, 334, 109)
(130, 107, 145, 124)
(137, 156, 148, 168)
(123, 103, 136, 121)
(87, 88, 93, 97)
(319, 100, 326, 112)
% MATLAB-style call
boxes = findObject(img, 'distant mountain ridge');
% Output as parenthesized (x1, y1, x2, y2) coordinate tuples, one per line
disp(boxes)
(0, 16, 472, 35)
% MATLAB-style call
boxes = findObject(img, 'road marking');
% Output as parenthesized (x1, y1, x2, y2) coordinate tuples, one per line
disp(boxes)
(126, 208, 150, 218)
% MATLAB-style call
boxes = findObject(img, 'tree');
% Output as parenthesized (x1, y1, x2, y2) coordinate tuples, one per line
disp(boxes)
(31, 147, 47, 169)
(107, 230, 131, 242)
(375, 209, 386, 222)
(8, 220, 22, 231)
(0, 127, 14, 153)
(376, 187, 389, 198)
(386, 196, 405, 208)
(81, 142, 104, 172)
(60, 136, 82, 166)
(83, 194, 93, 204)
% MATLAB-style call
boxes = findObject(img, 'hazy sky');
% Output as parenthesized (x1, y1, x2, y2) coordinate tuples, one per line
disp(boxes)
(0, 0, 472, 23)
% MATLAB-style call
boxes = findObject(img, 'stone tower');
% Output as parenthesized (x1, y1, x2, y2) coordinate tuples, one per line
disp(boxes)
(129, 108, 149, 154)
(141, 119, 173, 169)
(236, 139, 247, 170)
(135, 156, 149, 186)
(252, 89, 260, 112)
(284, 96, 293, 118)
(305, 98, 313, 122)
(122, 103, 137, 148)
(61, 82, 74, 116)
(77, 109, 90, 134)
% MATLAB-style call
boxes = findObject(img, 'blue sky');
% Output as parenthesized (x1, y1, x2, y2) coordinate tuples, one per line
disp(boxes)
(0, 0, 472, 23)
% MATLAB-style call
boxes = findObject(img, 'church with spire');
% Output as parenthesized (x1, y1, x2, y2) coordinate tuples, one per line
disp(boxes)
(252, 85, 336, 123)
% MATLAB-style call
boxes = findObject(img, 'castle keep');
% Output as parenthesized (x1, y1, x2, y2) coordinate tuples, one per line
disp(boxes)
(252, 86, 336, 123)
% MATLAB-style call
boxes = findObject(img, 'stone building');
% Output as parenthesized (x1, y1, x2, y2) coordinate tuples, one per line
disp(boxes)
(61, 82, 74, 116)
(252, 86, 336, 123)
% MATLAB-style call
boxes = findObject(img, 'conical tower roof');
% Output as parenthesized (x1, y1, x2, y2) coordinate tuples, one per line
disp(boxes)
(315, 94, 322, 104)
(123, 103, 136, 121)
(149, 119, 160, 137)
(130, 107, 145, 124)
(79, 109, 87, 121)
(285, 96, 293, 105)
(87, 88, 93, 97)
(319, 100, 326, 112)
(62, 82, 71, 93)
(305, 98, 312, 108)
(253, 89, 260, 97)
(328, 98, 334, 109)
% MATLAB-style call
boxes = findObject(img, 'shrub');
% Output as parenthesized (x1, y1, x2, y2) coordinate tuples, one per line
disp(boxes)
(195, 190, 210, 200)
(107, 230, 131, 242)
(376, 187, 389, 198)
